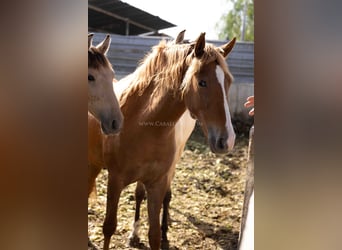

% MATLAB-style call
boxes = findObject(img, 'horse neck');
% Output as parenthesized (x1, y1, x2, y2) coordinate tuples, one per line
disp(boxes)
(147, 88, 187, 123)
(121, 78, 187, 127)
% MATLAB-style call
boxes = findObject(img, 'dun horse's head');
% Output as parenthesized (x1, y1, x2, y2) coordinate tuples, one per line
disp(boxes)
(182, 33, 236, 154)
(88, 34, 123, 135)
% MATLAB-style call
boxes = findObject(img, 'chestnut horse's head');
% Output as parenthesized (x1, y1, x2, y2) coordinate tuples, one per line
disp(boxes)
(182, 33, 236, 154)
(88, 34, 123, 135)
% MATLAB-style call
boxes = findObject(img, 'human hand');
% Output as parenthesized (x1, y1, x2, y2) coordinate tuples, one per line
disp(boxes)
(244, 96, 254, 116)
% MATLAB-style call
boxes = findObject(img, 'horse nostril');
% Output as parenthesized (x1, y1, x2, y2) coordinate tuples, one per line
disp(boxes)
(217, 138, 226, 150)
(111, 120, 117, 130)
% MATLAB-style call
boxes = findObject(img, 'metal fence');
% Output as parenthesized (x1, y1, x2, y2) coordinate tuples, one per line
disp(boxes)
(91, 32, 254, 83)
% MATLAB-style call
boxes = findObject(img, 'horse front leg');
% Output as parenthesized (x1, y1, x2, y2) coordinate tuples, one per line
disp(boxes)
(161, 187, 171, 249)
(88, 163, 103, 250)
(146, 178, 168, 250)
(88, 163, 102, 198)
(102, 172, 123, 250)
(128, 181, 146, 247)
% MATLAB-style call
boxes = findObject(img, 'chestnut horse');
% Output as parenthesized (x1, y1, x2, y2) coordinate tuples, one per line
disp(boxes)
(89, 32, 236, 250)
(129, 31, 197, 247)
(88, 34, 123, 135)
(130, 36, 237, 248)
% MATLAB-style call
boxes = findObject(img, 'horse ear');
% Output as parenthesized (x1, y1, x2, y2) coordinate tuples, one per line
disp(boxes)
(88, 33, 94, 49)
(96, 34, 111, 55)
(194, 32, 206, 58)
(174, 30, 186, 44)
(220, 37, 236, 57)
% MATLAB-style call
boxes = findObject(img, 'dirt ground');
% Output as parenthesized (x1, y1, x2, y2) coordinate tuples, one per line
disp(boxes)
(88, 125, 249, 250)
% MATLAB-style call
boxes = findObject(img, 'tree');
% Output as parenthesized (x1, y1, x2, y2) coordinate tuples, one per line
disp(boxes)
(217, 0, 254, 41)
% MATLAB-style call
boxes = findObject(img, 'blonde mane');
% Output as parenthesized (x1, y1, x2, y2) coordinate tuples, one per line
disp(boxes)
(120, 39, 233, 105)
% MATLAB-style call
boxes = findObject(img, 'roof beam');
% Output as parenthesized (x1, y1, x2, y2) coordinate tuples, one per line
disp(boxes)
(88, 4, 157, 34)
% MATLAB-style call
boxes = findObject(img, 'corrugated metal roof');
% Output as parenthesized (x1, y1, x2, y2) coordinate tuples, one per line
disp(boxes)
(88, 0, 176, 35)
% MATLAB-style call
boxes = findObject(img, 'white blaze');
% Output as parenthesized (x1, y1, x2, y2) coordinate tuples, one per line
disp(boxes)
(215, 65, 236, 150)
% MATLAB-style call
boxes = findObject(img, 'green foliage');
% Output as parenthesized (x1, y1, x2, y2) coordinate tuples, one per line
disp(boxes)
(217, 0, 254, 41)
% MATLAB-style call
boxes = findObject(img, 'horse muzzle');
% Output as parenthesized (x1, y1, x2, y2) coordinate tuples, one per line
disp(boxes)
(101, 116, 123, 135)
(208, 130, 235, 154)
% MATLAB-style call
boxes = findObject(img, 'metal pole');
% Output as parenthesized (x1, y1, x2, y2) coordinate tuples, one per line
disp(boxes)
(125, 21, 129, 36)
(241, 0, 248, 41)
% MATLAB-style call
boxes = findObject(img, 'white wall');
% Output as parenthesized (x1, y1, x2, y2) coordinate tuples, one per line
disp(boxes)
(229, 83, 254, 121)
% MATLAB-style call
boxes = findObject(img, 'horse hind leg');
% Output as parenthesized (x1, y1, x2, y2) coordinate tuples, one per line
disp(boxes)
(128, 181, 146, 247)
(102, 173, 123, 250)
(129, 183, 172, 249)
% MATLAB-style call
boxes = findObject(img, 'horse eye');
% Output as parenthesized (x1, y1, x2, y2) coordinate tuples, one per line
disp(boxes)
(88, 74, 95, 81)
(198, 80, 207, 87)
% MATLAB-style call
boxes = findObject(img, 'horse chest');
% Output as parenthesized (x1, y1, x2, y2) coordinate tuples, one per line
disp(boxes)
(120, 145, 175, 184)
(136, 159, 173, 185)
(129, 151, 174, 172)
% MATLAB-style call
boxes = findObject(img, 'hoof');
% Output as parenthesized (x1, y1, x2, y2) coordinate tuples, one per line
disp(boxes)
(88, 238, 99, 250)
(128, 234, 144, 248)
(161, 239, 170, 250)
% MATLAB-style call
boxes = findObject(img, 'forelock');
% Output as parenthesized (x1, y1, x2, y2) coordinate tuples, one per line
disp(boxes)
(88, 47, 112, 69)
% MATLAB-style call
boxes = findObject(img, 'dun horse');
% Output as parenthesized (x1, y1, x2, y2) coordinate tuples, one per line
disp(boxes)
(88, 34, 123, 135)
(88, 34, 123, 250)
(89, 32, 236, 250)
